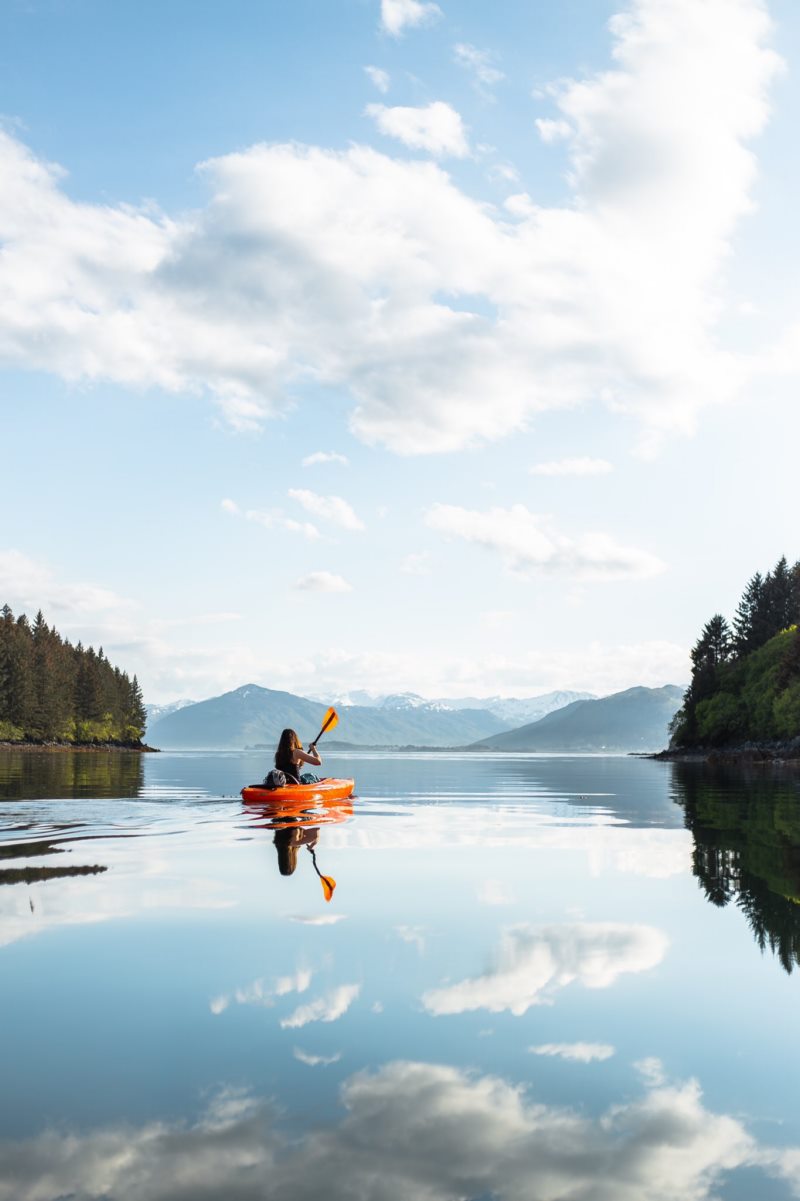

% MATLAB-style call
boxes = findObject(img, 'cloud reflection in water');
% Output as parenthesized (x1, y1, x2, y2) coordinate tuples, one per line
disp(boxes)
(1, 1059, 797, 1201)
(422, 922, 669, 1017)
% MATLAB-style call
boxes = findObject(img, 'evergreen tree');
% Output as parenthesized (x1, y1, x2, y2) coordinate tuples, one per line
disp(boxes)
(733, 572, 768, 656)
(0, 604, 14, 723)
(791, 560, 800, 626)
(763, 556, 794, 637)
(129, 675, 147, 737)
(9, 615, 34, 729)
(689, 614, 732, 697)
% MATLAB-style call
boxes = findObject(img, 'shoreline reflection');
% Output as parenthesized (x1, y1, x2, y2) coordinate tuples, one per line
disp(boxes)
(0, 749, 144, 800)
(673, 763, 800, 973)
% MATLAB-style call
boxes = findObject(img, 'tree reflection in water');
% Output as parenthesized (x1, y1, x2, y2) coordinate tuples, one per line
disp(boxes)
(672, 762, 800, 972)
(0, 749, 145, 800)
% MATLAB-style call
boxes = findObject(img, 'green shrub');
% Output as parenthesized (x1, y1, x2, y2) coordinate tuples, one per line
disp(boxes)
(774, 683, 800, 740)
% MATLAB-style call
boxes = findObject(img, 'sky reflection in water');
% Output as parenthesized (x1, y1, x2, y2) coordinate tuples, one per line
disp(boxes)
(1, 751, 800, 1201)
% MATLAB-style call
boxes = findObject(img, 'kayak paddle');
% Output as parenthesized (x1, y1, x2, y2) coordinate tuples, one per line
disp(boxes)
(309, 847, 336, 902)
(311, 706, 339, 746)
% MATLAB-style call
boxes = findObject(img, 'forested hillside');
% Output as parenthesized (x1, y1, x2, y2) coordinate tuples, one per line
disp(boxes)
(671, 557, 800, 748)
(0, 605, 147, 745)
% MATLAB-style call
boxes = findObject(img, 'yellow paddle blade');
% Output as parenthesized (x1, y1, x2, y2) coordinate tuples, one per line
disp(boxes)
(321, 707, 339, 735)
(320, 874, 336, 902)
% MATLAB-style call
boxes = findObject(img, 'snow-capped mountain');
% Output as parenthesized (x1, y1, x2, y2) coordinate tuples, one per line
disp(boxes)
(145, 699, 195, 730)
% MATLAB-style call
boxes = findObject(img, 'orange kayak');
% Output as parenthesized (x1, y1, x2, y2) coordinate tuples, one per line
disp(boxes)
(241, 778, 355, 805)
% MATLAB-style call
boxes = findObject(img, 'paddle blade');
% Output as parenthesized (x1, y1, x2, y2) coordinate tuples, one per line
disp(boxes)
(321, 707, 338, 735)
(313, 707, 339, 744)
(320, 874, 336, 902)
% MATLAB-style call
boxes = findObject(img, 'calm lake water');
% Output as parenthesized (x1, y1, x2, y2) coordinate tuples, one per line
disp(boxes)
(2, 749, 800, 1200)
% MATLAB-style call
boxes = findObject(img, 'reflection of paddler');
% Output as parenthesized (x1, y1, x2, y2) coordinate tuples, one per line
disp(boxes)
(272, 825, 338, 902)
(274, 826, 319, 875)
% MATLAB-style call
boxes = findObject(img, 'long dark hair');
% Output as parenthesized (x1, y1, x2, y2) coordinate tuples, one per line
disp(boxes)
(275, 728, 302, 776)
(274, 827, 299, 875)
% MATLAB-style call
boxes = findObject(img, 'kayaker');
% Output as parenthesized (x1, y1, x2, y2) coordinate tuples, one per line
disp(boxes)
(275, 728, 322, 784)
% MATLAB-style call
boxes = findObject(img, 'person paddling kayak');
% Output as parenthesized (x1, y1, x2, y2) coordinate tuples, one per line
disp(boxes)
(275, 728, 322, 785)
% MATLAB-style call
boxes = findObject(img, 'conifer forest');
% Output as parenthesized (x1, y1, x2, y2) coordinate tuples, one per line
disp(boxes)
(0, 605, 147, 745)
(672, 557, 800, 747)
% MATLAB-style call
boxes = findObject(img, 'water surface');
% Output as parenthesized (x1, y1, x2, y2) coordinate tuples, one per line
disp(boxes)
(2, 749, 800, 1200)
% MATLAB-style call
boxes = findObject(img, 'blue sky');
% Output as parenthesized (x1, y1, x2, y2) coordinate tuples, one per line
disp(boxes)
(2, 0, 800, 703)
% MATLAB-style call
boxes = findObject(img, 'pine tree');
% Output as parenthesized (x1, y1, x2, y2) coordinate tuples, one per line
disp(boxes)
(129, 675, 147, 738)
(0, 604, 14, 723)
(733, 572, 768, 656)
(30, 610, 58, 739)
(790, 560, 800, 627)
(9, 615, 34, 729)
(763, 556, 794, 637)
(689, 614, 733, 699)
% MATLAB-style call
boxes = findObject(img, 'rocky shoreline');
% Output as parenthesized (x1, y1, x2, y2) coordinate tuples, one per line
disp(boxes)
(0, 741, 159, 753)
(649, 738, 800, 766)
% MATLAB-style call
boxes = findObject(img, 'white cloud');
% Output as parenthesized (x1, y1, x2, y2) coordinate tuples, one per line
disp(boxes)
(193, 638, 687, 701)
(535, 117, 572, 143)
(453, 42, 505, 93)
(400, 552, 430, 575)
(364, 65, 390, 93)
(280, 983, 360, 1028)
(423, 923, 669, 1016)
(477, 879, 513, 906)
(3, 1061, 797, 1201)
(489, 162, 521, 183)
(529, 1041, 616, 1063)
(635, 1056, 668, 1087)
(293, 1048, 342, 1067)
(0, 549, 686, 703)
(530, 457, 613, 477)
(289, 914, 348, 925)
(380, 0, 441, 37)
(424, 503, 664, 581)
(0, 548, 132, 619)
(288, 489, 365, 531)
(294, 571, 352, 593)
(222, 498, 321, 540)
(395, 924, 426, 953)
(211, 969, 312, 1015)
(0, 1, 783, 458)
(301, 451, 350, 467)
(366, 101, 469, 158)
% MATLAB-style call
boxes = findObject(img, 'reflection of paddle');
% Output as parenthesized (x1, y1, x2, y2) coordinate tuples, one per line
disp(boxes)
(309, 847, 336, 902)
(311, 706, 339, 748)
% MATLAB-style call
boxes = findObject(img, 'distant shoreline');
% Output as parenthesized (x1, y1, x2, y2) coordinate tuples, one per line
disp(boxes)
(648, 741, 800, 766)
(0, 741, 160, 754)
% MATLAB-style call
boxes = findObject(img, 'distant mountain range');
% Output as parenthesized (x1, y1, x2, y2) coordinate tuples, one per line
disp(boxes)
(470, 686, 684, 753)
(314, 689, 595, 725)
(145, 685, 509, 749)
(145, 684, 682, 752)
(434, 691, 596, 725)
(145, 699, 194, 727)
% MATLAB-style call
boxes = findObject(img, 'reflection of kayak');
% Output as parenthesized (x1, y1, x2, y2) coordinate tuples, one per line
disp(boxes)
(246, 796, 353, 831)
(241, 778, 355, 805)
